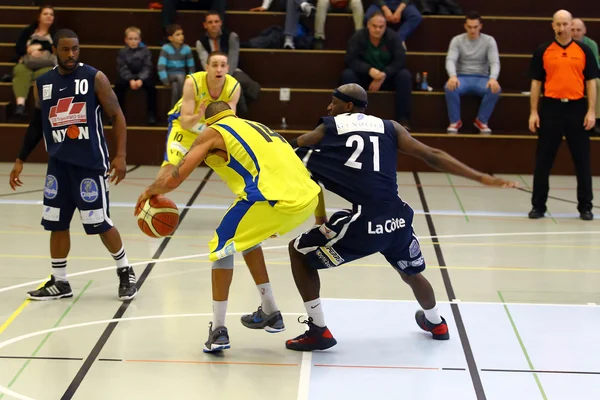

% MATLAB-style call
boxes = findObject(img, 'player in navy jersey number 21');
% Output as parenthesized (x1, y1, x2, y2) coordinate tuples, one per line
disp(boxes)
(285, 84, 518, 351)
(8, 29, 138, 301)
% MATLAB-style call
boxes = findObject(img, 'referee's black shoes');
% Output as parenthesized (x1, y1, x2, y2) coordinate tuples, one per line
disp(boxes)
(528, 208, 594, 220)
(580, 210, 594, 221)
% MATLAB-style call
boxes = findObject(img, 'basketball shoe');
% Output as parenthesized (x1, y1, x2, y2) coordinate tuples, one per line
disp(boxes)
(241, 306, 285, 332)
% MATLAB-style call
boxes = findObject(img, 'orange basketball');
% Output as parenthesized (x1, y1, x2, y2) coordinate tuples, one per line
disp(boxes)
(330, 0, 349, 9)
(66, 125, 79, 139)
(135, 195, 179, 238)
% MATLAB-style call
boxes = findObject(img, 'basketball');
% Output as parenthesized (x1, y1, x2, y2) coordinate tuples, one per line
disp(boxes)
(330, 0, 348, 9)
(135, 195, 179, 238)
(66, 125, 79, 139)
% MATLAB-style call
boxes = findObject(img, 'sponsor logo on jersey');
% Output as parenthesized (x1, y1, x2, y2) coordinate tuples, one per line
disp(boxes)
(409, 239, 421, 258)
(80, 178, 99, 203)
(52, 126, 89, 143)
(216, 242, 236, 259)
(49, 97, 87, 128)
(42, 205, 60, 221)
(44, 175, 58, 199)
(367, 217, 406, 234)
(318, 246, 344, 266)
(42, 84, 53, 101)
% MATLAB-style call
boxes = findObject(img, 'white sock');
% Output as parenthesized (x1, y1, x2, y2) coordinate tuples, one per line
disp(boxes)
(212, 300, 228, 328)
(423, 306, 442, 324)
(300, 1, 314, 16)
(257, 282, 278, 314)
(51, 258, 67, 281)
(111, 246, 130, 271)
(304, 298, 326, 327)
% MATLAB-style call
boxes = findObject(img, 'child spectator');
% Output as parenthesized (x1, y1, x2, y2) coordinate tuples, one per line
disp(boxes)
(158, 24, 196, 107)
(115, 26, 157, 125)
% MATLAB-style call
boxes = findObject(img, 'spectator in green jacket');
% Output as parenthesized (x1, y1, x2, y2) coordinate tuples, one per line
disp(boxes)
(572, 18, 600, 131)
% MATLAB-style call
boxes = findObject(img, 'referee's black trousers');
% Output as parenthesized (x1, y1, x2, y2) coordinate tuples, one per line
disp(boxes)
(532, 98, 593, 212)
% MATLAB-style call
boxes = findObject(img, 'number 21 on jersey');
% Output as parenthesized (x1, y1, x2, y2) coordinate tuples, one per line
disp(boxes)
(344, 134, 380, 171)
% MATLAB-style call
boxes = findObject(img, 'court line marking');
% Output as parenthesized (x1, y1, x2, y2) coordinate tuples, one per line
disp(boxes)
(297, 352, 312, 400)
(480, 368, 600, 375)
(446, 174, 469, 222)
(0, 312, 302, 400)
(321, 298, 600, 309)
(0, 279, 48, 336)
(314, 363, 444, 371)
(518, 175, 557, 224)
(125, 359, 298, 367)
(0, 281, 92, 400)
(497, 291, 548, 400)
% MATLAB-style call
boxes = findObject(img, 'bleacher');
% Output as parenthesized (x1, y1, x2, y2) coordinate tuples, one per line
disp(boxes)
(0, 0, 598, 174)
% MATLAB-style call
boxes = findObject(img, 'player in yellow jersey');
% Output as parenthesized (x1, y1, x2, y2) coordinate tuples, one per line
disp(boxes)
(159, 51, 240, 179)
(136, 101, 320, 353)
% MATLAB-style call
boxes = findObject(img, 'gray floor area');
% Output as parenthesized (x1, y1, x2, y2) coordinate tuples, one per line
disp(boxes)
(0, 164, 598, 400)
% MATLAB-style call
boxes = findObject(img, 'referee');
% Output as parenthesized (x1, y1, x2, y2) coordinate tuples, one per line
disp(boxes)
(528, 9, 599, 221)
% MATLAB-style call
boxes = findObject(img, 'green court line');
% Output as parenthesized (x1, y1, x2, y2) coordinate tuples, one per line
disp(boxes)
(0, 280, 93, 398)
(497, 290, 548, 400)
(445, 174, 469, 222)
(517, 175, 558, 224)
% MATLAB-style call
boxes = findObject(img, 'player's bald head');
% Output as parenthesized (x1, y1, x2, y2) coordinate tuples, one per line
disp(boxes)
(337, 84, 368, 107)
(553, 9, 572, 23)
(205, 101, 231, 119)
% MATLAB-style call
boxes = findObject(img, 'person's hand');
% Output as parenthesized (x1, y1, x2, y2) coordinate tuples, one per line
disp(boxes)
(391, 9, 402, 23)
(584, 110, 596, 131)
(480, 175, 518, 188)
(9, 160, 23, 191)
(129, 79, 137, 90)
(446, 76, 460, 91)
(135, 79, 143, 89)
(382, 6, 394, 22)
(250, 6, 266, 11)
(369, 78, 384, 92)
(109, 155, 126, 185)
(369, 68, 385, 80)
(486, 78, 501, 94)
(529, 111, 540, 133)
(135, 189, 151, 216)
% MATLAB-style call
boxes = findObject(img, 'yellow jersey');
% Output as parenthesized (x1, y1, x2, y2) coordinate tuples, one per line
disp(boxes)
(167, 71, 240, 134)
(204, 111, 320, 213)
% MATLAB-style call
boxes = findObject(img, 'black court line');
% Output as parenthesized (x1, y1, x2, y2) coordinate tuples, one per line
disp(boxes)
(60, 169, 213, 400)
(413, 172, 487, 400)
(0, 355, 83, 361)
(482, 368, 600, 375)
(97, 358, 123, 362)
(442, 367, 468, 371)
(0, 165, 141, 198)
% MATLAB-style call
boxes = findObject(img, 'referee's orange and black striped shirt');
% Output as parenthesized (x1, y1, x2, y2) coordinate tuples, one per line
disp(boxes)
(530, 40, 599, 100)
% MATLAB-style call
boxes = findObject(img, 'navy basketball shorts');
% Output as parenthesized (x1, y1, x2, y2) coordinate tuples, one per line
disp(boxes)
(293, 201, 426, 275)
(41, 157, 113, 234)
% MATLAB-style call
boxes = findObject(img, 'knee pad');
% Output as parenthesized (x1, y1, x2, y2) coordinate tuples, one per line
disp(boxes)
(242, 243, 261, 256)
(212, 254, 234, 270)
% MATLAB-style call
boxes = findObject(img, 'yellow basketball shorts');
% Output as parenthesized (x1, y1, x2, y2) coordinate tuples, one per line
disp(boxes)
(208, 195, 319, 261)
(161, 122, 198, 167)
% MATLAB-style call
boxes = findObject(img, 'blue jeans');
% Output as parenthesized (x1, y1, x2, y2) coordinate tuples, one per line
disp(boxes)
(365, 3, 422, 42)
(444, 74, 501, 124)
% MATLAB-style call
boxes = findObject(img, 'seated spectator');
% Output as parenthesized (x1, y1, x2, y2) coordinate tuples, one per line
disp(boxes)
(197, 11, 260, 116)
(444, 11, 501, 134)
(115, 27, 157, 125)
(251, 0, 316, 49)
(572, 18, 600, 132)
(342, 12, 412, 126)
(314, 0, 364, 49)
(162, 0, 226, 42)
(365, 0, 422, 48)
(158, 24, 196, 108)
(12, 5, 56, 117)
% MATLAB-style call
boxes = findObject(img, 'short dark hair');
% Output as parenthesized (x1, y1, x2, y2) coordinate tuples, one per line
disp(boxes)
(166, 24, 182, 37)
(206, 101, 231, 119)
(465, 11, 482, 23)
(368, 11, 385, 22)
(53, 29, 78, 47)
(207, 51, 228, 64)
(205, 10, 222, 21)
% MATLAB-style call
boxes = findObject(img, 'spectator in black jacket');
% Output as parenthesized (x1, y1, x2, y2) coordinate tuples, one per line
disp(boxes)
(114, 27, 157, 125)
(342, 12, 412, 126)
(12, 5, 57, 117)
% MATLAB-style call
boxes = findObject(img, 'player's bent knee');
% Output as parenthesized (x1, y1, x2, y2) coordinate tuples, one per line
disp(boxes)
(212, 255, 234, 270)
(241, 243, 261, 256)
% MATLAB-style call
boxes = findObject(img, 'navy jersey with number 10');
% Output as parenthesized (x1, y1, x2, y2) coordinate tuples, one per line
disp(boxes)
(36, 64, 110, 173)
(297, 113, 400, 208)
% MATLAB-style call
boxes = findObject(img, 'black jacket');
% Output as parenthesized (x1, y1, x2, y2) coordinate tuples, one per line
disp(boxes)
(117, 45, 153, 81)
(344, 28, 406, 77)
(15, 22, 56, 62)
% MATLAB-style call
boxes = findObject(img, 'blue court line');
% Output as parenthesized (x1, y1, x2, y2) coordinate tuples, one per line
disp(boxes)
(0, 199, 588, 220)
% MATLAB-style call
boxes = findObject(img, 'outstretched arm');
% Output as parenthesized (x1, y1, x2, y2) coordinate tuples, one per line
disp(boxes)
(393, 121, 517, 187)
(135, 127, 221, 211)
(96, 70, 127, 184)
(290, 123, 326, 148)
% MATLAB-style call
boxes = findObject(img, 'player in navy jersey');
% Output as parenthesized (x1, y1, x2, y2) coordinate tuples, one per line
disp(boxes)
(8, 29, 138, 301)
(285, 84, 517, 351)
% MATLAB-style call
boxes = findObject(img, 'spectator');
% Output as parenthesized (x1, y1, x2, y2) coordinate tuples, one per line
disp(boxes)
(197, 11, 260, 116)
(158, 24, 196, 108)
(572, 18, 600, 132)
(251, 0, 315, 50)
(341, 11, 412, 126)
(162, 0, 227, 42)
(115, 27, 157, 125)
(365, 0, 422, 48)
(12, 5, 57, 117)
(444, 11, 501, 134)
(314, 0, 364, 49)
